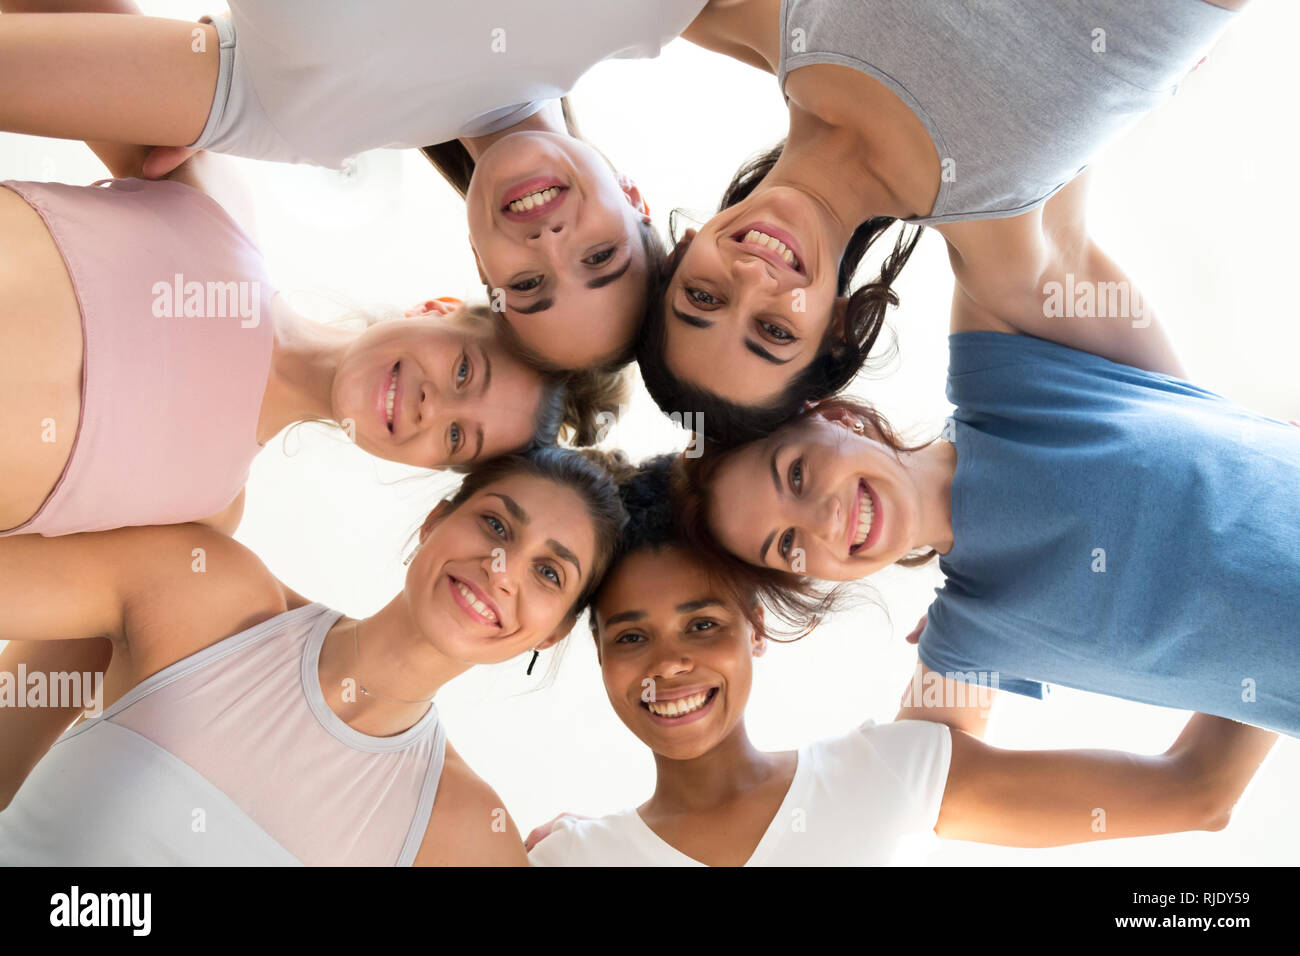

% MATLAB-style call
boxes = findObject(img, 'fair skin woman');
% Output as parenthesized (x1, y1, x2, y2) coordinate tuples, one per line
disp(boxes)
(0, 460, 608, 863)
(648, 0, 1247, 410)
(0, 2, 658, 370)
(528, 542, 1275, 864)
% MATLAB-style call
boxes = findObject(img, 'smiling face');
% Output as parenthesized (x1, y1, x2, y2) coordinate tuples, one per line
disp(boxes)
(404, 472, 598, 665)
(662, 186, 844, 407)
(331, 310, 547, 468)
(594, 545, 763, 761)
(705, 412, 924, 582)
(465, 131, 652, 370)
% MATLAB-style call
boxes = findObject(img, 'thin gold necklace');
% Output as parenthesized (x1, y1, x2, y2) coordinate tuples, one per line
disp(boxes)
(350, 619, 436, 705)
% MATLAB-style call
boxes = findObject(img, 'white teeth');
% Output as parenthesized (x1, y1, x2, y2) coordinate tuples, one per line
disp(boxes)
(851, 484, 874, 548)
(741, 230, 800, 269)
(507, 187, 561, 212)
(647, 691, 712, 718)
(385, 370, 397, 427)
(455, 581, 499, 624)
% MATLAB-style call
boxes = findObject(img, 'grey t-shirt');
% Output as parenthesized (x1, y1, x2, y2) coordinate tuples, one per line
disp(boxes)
(779, 0, 1237, 224)
(192, 0, 707, 167)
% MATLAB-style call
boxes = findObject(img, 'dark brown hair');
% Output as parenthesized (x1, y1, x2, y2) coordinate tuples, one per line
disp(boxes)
(636, 141, 923, 449)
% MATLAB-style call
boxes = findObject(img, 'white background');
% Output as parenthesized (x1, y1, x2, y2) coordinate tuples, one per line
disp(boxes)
(2, 0, 1297, 864)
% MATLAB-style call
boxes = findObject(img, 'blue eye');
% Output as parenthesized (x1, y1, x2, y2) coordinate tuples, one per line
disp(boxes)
(778, 529, 795, 561)
(450, 423, 462, 451)
(484, 515, 506, 537)
(538, 563, 561, 586)
(789, 458, 804, 492)
(455, 354, 470, 386)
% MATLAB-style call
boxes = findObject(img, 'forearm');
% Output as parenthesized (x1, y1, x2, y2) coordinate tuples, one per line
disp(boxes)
(937, 714, 1276, 847)
(0, 13, 216, 146)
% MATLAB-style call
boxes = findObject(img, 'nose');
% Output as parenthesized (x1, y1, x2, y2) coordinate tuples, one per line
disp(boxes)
(482, 548, 518, 597)
(413, 381, 436, 429)
(815, 494, 843, 549)
(650, 641, 693, 683)
(527, 219, 567, 241)
(731, 251, 781, 290)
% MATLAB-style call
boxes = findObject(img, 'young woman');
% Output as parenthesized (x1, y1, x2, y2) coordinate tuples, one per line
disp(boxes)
(637, 0, 1246, 441)
(0, 141, 616, 537)
(675, 315, 1300, 738)
(0, 0, 688, 369)
(526, 458, 1276, 866)
(0, 447, 627, 865)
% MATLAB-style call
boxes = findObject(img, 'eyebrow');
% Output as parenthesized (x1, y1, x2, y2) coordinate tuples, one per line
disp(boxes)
(586, 256, 632, 290)
(671, 309, 793, 366)
(602, 597, 724, 629)
(479, 344, 492, 394)
(467, 424, 484, 463)
(511, 298, 554, 315)
(547, 538, 582, 578)
(486, 492, 528, 524)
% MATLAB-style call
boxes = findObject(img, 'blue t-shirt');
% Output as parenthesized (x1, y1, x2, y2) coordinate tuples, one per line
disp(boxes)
(919, 332, 1300, 736)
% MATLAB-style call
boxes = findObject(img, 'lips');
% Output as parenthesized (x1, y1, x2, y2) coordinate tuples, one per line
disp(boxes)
(641, 686, 720, 725)
(380, 362, 400, 435)
(732, 220, 806, 276)
(448, 575, 503, 629)
(848, 479, 884, 556)
(501, 177, 568, 222)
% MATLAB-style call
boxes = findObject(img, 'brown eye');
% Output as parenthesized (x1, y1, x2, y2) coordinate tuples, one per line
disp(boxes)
(759, 320, 796, 343)
(686, 287, 721, 307)
(510, 275, 544, 292)
(583, 247, 616, 266)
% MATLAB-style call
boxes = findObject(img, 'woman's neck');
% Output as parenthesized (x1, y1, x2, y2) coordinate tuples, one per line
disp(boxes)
(316, 592, 472, 738)
(460, 99, 569, 162)
(643, 720, 784, 816)
(904, 439, 958, 555)
(256, 295, 351, 444)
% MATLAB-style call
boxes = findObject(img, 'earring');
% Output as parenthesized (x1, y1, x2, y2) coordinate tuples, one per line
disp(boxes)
(526, 648, 540, 676)
(852, 420, 865, 433)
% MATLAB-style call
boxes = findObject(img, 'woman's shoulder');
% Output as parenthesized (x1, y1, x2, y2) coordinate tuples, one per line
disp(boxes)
(414, 740, 529, 866)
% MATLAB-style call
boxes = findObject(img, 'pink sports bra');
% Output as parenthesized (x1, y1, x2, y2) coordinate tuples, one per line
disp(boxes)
(1, 178, 275, 536)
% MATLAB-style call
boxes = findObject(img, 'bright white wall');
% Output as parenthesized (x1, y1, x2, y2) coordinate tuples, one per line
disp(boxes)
(2, 0, 1296, 863)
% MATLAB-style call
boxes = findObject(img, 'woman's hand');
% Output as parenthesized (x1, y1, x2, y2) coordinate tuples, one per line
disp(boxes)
(524, 812, 587, 852)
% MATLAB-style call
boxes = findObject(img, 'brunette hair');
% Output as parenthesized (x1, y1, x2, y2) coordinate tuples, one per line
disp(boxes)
(636, 141, 923, 448)
(442, 446, 630, 615)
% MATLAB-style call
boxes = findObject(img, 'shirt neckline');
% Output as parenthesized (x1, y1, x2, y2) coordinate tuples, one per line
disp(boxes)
(299, 608, 441, 754)
(627, 746, 810, 867)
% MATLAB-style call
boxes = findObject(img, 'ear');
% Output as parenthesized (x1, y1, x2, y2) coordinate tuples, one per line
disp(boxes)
(537, 614, 577, 651)
(750, 604, 768, 657)
(816, 404, 866, 435)
(828, 296, 850, 346)
(616, 172, 652, 223)
(403, 296, 462, 318)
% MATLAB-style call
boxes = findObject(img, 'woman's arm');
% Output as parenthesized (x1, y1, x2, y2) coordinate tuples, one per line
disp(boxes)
(896, 660, 999, 740)
(938, 172, 1188, 379)
(0, 12, 217, 147)
(936, 713, 1277, 847)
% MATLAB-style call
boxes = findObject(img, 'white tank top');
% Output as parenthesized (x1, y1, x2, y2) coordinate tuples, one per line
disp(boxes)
(0, 603, 446, 865)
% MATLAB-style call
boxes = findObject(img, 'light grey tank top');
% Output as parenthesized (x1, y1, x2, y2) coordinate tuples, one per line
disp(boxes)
(0, 603, 447, 866)
(778, 0, 1237, 225)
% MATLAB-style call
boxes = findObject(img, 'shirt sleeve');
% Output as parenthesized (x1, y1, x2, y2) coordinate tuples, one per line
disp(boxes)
(857, 719, 953, 834)
(526, 816, 580, 867)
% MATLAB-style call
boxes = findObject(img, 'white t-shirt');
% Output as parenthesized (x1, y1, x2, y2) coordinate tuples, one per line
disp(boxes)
(529, 720, 953, 866)
(193, 0, 708, 167)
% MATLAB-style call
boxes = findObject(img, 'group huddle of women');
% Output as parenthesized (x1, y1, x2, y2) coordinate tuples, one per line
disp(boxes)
(0, 0, 1293, 867)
